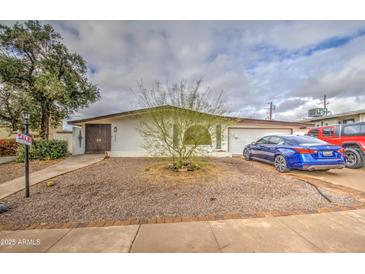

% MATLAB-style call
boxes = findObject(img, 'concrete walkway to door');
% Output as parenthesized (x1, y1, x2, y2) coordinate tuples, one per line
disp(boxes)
(0, 154, 105, 200)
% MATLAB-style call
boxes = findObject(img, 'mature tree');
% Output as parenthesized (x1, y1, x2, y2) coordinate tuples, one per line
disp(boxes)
(0, 21, 100, 139)
(137, 79, 231, 170)
(0, 85, 23, 132)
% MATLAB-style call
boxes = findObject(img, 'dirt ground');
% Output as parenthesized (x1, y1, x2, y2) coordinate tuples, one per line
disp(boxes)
(0, 157, 361, 225)
(0, 159, 63, 184)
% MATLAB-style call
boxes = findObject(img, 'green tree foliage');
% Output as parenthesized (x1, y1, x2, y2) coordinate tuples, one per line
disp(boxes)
(0, 85, 28, 132)
(0, 21, 100, 139)
(137, 79, 231, 169)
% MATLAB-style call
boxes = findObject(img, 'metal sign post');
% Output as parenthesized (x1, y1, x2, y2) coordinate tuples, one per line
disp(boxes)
(16, 112, 31, 198)
(24, 114, 30, 198)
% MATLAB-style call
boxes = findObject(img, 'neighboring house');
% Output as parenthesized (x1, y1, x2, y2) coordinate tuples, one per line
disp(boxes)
(0, 126, 14, 139)
(0, 125, 72, 153)
(0, 125, 64, 140)
(305, 109, 365, 127)
(68, 106, 311, 156)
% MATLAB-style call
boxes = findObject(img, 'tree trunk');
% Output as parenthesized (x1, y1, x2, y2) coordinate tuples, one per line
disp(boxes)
(40, 106, 50, 140)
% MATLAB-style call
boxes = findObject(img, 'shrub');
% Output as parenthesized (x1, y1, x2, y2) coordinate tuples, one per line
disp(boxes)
(168, 160, 201, 172)
(16, 140, 68, 162)
(0, 139, 17, 156)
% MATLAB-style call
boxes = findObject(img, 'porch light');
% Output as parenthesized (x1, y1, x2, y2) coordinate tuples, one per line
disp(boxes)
(23, 111, 30, 123)
(113, 126, 117, 142)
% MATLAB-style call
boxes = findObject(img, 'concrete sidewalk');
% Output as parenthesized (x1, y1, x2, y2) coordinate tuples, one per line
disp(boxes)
(0, 156, 16, 164)
(1, 209, 365, 252)
(0, 154, 104, 200)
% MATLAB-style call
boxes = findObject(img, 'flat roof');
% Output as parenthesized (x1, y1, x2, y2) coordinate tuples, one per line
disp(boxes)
(68, 105, 312, 127)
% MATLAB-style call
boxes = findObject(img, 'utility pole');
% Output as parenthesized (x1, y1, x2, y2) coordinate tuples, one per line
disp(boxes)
(268, 102, 273, 120)
(323, 94, 329, 116)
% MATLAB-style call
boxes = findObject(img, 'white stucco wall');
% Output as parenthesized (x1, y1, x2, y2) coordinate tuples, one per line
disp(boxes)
(108, 116, 223, 157)
(312, 118, 339, 127)
(70, 114, 311, 157)
(72, 126, 85, 155)
(53, 132, 73, 153)
(109, 117, 147, 157)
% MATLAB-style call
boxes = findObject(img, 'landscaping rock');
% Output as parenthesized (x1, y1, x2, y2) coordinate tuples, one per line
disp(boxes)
(0, 158, 362, 225)
(47, 181, 55, 187)
(0, 203, 9, 214)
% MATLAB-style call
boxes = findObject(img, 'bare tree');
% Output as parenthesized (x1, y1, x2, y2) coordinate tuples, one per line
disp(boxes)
(136, 79, 231, 170)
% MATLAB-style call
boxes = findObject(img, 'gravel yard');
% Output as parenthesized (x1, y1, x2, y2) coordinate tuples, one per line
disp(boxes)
(0, 159, 63, 184)
(0, 157, 361, 225)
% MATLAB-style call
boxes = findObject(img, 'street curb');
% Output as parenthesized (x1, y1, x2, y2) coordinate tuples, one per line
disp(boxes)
(1, 204, 365, 231)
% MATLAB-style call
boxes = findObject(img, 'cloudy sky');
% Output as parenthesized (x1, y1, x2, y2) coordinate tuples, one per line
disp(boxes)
(15, 21, 365, 121)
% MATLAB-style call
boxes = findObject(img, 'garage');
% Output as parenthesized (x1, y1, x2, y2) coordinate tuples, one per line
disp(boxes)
(228, 127, 293, 154)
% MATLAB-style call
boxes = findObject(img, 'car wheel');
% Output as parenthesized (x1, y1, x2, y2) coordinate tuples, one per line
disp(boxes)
(274, 155, 290, 173)
(344, 148, 364, 169)
(243, 148, 251, 161)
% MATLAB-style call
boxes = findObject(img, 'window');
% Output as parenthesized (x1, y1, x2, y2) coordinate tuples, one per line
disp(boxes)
(286, 136, 328, 146)
(256, 137, 269, 144)
(361, 125, 365, 135)
(215, 125, 222, 149)
(343, 118, 355, 124)
(322, 127, 334, 137)
(343, 124, 361, 136)
(308, 129, 320, 137)
(268, 136, 284, 145)
(183, 125, 212, 145)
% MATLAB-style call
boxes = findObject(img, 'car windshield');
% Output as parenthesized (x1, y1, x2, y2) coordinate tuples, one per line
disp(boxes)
(286, 136, 329, 146)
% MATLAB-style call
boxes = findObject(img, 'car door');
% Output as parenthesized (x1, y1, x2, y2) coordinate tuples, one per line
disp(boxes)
(320, 126, 339, 145)
(251, 137, 270, 159)
(266, 136, 284, 162)
(307, 128, 320, 138)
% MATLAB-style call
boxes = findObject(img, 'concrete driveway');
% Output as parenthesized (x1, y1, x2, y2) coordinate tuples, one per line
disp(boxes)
(291, 167, 365, 193)
(249, 160, 365, 193)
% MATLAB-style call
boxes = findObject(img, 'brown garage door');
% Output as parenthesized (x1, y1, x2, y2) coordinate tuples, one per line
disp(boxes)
(85, 124, 111, 153)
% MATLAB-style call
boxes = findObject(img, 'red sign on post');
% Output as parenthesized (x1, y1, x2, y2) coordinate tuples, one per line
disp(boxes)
(16, 133, 32, 146)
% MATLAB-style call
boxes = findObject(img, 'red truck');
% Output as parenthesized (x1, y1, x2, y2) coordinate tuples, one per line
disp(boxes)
(307, 122, 365, 169)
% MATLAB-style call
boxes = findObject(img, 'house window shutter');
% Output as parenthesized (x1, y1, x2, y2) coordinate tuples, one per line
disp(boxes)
(173, 124, 179, 148)
(216, 125, 222, 149)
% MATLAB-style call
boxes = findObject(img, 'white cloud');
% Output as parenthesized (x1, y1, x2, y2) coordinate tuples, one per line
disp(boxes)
(6, 20, 364, 121)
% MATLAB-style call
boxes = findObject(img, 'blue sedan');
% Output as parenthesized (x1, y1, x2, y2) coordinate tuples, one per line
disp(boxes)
(243, 135, 345, 172)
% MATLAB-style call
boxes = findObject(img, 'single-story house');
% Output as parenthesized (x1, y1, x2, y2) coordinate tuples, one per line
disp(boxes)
(305, 108, 365, 127)
(68, 105, 312, 156)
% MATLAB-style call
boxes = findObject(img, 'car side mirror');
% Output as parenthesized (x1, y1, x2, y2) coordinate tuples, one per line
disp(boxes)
(251, 141, 256, 145)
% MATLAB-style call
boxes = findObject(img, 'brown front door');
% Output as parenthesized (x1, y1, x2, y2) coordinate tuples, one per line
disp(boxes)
(85, 124, 111, 153)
